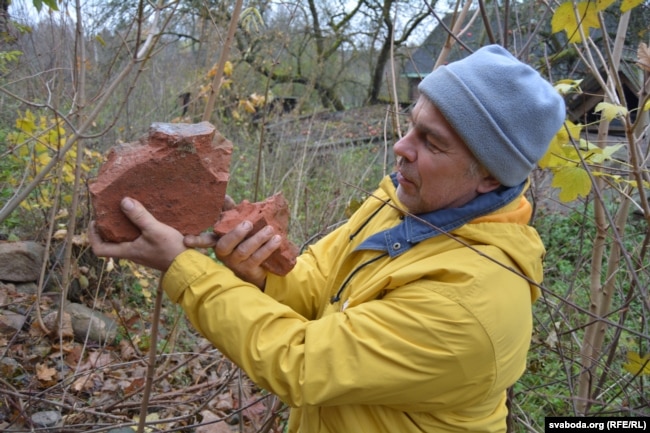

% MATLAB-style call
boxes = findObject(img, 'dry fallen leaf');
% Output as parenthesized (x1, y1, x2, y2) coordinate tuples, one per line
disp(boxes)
(119, 339, 139, 361)
(52, 229, 68, 240)
(71, 372, 103, 394)
(36, 363, 58, 382)
(79, 351, 114, 371)
(638, 42, 650, 72)
(196, 410, 232, 433)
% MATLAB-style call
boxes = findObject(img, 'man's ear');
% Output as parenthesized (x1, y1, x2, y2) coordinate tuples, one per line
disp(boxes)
(477, 174, 501, 194)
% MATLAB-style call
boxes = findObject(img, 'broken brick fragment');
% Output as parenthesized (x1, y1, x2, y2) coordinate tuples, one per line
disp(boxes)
(90, 122, 232, 243)
(213, 193, 299, 275)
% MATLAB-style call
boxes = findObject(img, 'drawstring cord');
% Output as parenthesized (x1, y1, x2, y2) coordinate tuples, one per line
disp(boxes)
(330, 198, 392, 304)
(348, 200, 390, 241)
(330, 252, 388, 303)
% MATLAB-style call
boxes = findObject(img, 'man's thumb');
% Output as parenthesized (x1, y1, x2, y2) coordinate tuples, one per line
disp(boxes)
(121, 197, 151, 229)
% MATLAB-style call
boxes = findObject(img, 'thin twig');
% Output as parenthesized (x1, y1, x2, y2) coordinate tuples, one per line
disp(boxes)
(136, 276, 164, 433)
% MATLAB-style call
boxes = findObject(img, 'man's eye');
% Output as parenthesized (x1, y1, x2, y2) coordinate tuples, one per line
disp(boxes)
(425, 138, 442, 153)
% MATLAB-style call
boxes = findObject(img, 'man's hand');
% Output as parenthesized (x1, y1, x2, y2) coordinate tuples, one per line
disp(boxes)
(89, 197, 187, 272)
(184, 221, 281, 290)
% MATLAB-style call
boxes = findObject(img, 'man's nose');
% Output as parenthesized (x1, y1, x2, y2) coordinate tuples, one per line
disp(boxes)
(393, 132, 417, 162)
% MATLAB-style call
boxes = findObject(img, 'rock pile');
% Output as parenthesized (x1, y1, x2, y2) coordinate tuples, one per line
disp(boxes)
(0, 240, 117, 344)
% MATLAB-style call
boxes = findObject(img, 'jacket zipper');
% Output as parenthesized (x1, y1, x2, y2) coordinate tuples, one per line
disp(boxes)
(331, 199, 392, 304)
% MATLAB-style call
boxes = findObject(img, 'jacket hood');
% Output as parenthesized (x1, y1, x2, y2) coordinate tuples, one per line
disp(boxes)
(374, 174, 544, 302)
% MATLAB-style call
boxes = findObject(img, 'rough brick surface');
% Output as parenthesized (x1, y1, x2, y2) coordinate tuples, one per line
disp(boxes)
(213, 193, 299, 275)
(90, 122, 232, 242)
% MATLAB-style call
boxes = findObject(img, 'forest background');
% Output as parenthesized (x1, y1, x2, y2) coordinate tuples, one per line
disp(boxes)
(0, 0, 649, 432)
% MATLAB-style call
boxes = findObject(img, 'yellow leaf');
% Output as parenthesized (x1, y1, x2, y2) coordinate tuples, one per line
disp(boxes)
(559, 120, 582, 143)
(552, 2, 599, 43)
(53, 229, 67, 240)
(623, 351, 650, 375)
(132, 412, 161, 433)
(639, 43, 650, 72)
(587, 143, 625, 164)
(539, 121, 583, 169)
(551, 166, 592, 202)
(223, 60, 233, 76)
(34, 142, 48, 154)
(596, 0, 616, 10)
(594, 102, 628, 121)
(239, 99, 256, 114)
(207, 63, 217, 78)
(17, 145, 29, 157)
(621, 0, 643, 12)
(20, 200, 34, 211)
(539, 137, 565, 169)
(555, 78, 583, 95)
(644, 99, 650, 112)
(16, 114, 35, 135)
(249, 93, 267, 107)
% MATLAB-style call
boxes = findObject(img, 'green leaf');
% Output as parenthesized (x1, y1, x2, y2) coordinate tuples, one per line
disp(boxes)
(42, 0, 59, 11)
(345, 197, 363, 218)
(32, 0, 59, 12)
(551, 166, 592, 202)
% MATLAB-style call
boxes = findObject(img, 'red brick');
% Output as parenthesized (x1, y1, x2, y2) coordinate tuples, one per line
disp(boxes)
(90, 122, 232, 242)
(213, 193, 299, 275)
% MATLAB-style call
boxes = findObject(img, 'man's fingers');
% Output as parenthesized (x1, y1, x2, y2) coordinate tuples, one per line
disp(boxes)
(223, 195, 236, 211)
(89, 221, 125, 258)
(214, 221, 254, 256)
(184, 232, 219, 248)
(215, 223, 280, 262)
(121, 197, 155, 231)
(244, 234, 281, 266)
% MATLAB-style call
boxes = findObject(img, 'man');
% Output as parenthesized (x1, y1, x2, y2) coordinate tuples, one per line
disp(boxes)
(90, 44, 565, 432)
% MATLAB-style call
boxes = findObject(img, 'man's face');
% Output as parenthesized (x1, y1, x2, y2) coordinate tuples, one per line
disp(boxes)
(394, 97, 500, 214)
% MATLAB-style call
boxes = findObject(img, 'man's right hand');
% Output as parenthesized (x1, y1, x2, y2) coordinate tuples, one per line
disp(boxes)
(184, 221, 282, 291)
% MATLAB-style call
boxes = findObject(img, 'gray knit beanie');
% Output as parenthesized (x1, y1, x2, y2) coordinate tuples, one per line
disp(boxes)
(417, 44, 565, 187)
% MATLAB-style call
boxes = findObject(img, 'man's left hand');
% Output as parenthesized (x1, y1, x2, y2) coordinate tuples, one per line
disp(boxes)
(89, 197, 187, 272)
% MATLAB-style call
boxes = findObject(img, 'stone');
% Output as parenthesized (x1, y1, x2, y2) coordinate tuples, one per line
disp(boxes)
(30, 411, 62, 430)
(90, 122, 233, 243)
(213, 193, 299, 275)
(0, 310, 26, 333)
(0, 241, 45, 282)
(63, 302, 118, 344)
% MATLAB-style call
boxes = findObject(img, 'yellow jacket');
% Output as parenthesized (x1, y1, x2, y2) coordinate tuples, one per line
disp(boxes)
(163, 174, 544, 432)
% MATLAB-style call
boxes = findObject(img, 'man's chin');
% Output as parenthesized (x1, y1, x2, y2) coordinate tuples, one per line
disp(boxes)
(396, 186, 414, 210)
